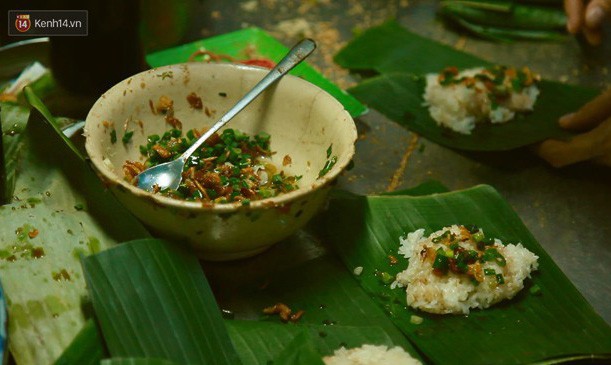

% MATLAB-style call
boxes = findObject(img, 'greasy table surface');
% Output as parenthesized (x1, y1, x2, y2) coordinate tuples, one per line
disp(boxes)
(189, 0, 611, 326)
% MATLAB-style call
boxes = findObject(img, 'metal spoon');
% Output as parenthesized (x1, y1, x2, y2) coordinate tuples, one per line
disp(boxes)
(136, 38, 316, 192)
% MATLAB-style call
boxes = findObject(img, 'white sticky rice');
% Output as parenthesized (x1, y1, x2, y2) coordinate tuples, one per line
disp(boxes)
(323, 344, 422, 365)
(423, 67, 540, 134)
(392, 225, 538, 314)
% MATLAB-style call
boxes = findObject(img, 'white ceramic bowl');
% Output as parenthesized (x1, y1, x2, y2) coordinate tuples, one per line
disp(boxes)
(85, 63, 357, 260)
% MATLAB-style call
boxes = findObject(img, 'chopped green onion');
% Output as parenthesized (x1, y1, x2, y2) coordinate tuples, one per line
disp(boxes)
(122, 131, 134, 144)
(472, 231, 485, 242)
(318, 156, 337, 178)
(432, 248, 449, 274)
(110, 129, 117, 144)
(378, 271, 394, 284)
(496, 273, 505, 284)
(530, 284, 542, 295)
(410, 315, 424, 325)
(481, 247, 506, 266)
(484, 268, 496, 276)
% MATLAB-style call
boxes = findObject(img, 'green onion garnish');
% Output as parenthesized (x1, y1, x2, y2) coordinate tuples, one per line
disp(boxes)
(484, 268, 496, 276)
(122, 130, 134, 144)
(529, 284, 541, 295)
(432, 248, 450, 274)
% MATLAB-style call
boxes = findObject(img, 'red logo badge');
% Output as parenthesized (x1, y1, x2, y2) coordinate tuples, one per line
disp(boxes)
(15, 14, 31, 33)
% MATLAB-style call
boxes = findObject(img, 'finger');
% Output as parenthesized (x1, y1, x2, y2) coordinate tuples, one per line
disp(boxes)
(536, 137, 597, 167)
(565, 0, 585, 33)
(536, 117, 611, 167)
(585, 0, 611, 28)
(592, 154, 611, 166)
(583, 26, 603, 45)
(559, 88, 611, 130)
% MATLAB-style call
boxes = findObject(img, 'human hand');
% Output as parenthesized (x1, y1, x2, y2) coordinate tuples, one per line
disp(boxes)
(564, 0, 611, 45)
(535, 88, 611, 167)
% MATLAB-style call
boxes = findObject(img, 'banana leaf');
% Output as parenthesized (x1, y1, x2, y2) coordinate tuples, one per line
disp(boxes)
(100, 359, 181, 365)
(319, 185, 611, 364)
(439, 1, 567, 30)
(347, 73, 596, 150)
(215, 255, 422, 359)
(23, 87, 84, 161)
(226, 321, 398, 364)
(334, 20, 599, 150)
(53, 319, 105, 365)
(0, 94, 149, 365)
(271, 332, 325, 365)
(81, 239, 242, 365)
(446, 15, 567, 42)
(0, 102, 29, 204)
(79, 236, 418, 365)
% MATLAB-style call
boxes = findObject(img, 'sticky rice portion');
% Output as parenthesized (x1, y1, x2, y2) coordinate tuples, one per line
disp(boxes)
(393, 225, 538, 314)
(423, 66, 540, 134)
(323, 344, 422, 365)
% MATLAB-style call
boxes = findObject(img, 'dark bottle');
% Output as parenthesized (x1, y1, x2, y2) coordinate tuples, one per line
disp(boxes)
(49, 0, 147, 96)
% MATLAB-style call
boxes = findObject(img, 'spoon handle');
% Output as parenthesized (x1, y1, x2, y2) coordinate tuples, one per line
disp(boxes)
(181, 38, 317, 159)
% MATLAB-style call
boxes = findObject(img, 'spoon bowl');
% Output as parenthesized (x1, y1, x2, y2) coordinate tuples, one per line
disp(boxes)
(84, 62, 356, 260)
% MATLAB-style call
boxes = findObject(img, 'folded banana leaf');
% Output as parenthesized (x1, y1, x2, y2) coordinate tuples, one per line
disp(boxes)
(446, 15, 568, 42)
(100, 359, 181, 365)
(0, 102, 29, 204)
(82, 239, 241, 365)
(53, 319, 105, 365)
(0, 93, 149, 365)
(226, 321, 397, 364)
(334, 21, 599, 151)
(439, 1, 567, 31)
(319, 185, 611, 364)
(79, 238, 417, 365)
(214, 254, 423, 361)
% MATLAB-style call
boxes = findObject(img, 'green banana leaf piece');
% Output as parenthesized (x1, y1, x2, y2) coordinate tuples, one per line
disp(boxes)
(215, 255, 421, 359)
(447, 15, 567, 42)
(0, 102, 29, 204)
(77, 236, 415, 365)
(226, 320, 398, 364)
(347, 73, 596, 150)
(319, 185, 611, 364)
(335, 21, 485, 75)
(334, 20, 599, 150)
(100, 359, 181, 365)
(53, 319, 105, 365)
(440, 1, 567, 30)
(0, 94, 149, 365)
(82, 239, 242, 365)
(146, 27, 367, 118)
(23, 87, 84, 161)
(271, 332, 325, 365)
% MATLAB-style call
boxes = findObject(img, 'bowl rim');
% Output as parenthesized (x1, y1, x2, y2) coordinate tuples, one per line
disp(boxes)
(84, 62, 357, 212)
